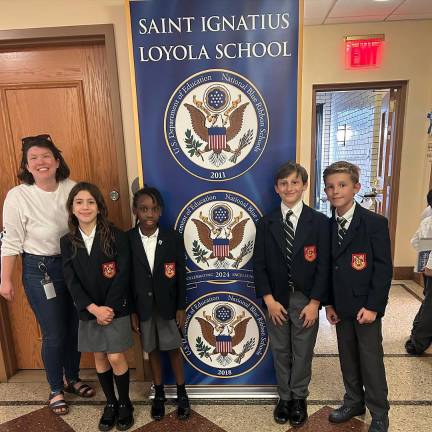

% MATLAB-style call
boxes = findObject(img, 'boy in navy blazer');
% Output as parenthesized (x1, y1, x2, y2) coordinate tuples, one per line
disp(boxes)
(253, 161, 330, 427)
(324, 161, 392, 432)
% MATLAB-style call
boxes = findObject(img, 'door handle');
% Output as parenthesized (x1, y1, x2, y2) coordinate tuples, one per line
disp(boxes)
(109, 190, 120, 201)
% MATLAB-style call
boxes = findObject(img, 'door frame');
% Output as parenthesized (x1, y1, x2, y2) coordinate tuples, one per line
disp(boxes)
(0, 25, 138, 381)
(309, 81, 408, 260)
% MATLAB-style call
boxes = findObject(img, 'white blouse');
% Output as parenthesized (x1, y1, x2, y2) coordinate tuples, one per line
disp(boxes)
(1, 178, 75, 256)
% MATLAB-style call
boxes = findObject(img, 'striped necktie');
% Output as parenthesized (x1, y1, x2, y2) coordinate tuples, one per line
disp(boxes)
(284, 210, 295, 267)
(337, 216, 348, 246)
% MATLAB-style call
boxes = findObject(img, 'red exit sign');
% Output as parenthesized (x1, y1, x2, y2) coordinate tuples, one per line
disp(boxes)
(345, 35, 384, 69)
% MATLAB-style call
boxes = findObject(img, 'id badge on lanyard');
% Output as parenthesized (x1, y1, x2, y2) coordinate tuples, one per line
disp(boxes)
(38, 262, 56, 300)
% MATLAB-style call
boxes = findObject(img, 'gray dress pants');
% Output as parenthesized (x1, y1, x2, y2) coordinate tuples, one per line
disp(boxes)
(266, 290, 319, 400)
(336, 318, 389, 417)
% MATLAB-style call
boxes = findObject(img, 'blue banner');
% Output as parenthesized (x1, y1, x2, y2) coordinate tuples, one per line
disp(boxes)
(128, 0, 299, 387)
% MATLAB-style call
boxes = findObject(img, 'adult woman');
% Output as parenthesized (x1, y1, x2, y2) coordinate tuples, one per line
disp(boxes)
(0, 134, 94, 415)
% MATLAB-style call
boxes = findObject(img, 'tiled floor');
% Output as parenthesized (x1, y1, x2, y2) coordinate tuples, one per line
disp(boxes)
(0, 281, 431, 431)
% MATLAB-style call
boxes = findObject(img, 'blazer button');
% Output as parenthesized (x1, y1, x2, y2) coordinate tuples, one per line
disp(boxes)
(148, 292, 153, 297)
(335, 265, 339, 270)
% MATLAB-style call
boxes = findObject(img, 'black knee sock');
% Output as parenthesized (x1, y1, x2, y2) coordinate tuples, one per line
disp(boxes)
(113, 369, 131, 405)
(97, 369, 117, 405)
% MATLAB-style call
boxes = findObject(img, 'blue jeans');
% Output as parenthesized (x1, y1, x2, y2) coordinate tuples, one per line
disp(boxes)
(22, 253, 81, 393)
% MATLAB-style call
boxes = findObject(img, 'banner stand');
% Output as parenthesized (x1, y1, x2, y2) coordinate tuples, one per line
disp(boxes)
(126, 0, 303, 398)
(153, 385, 278, 400)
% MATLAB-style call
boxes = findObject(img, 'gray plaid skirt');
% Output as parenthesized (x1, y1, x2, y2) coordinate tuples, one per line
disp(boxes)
(78, 315, 133, 353)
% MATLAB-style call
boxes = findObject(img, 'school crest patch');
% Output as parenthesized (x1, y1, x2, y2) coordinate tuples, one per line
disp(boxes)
(304, 245, 317, 262)
(164, 262, 176, 279)
(102, 261, 116, 279)
(352, 253, 367, 271)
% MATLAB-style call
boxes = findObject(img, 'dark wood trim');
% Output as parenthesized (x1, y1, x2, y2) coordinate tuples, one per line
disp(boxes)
(0, 25, 110, 46)
(310, 81, 408, 262)
(0, 301, 16, 381)
(312, 81, 408, 92)
(393, 266, 414, 280)
(388, 83, 407, 258)
(102, 26, 131, 233)
(413, 272, 425, 287)
(0, 25, 141, 381)
(309, 90, 318, 205)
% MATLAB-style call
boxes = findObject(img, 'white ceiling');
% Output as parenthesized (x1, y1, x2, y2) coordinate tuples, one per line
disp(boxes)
(304, 0, 432, 25)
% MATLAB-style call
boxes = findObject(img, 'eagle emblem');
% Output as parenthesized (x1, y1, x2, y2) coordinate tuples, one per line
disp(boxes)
(194, 304, 255, 366)
(184, 85, 253, 167)
(191, 203, 254, 269)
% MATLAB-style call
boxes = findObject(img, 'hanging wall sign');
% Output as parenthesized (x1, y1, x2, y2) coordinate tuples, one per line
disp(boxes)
(127, 0, 301, 393)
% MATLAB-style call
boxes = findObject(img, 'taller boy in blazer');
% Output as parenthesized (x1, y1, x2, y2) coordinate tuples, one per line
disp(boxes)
(253, 161, 330, 427)
(324, 161, 392, 432)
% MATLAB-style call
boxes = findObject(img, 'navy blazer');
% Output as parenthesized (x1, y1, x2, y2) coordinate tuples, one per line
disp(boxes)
(253, 203, 331, 309)
(128, 227, 186, 322)
(329, 204, 393, 319)
(60, 227, 131, 321)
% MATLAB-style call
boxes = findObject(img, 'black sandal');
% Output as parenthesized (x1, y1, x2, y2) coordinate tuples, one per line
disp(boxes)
(48, 390, 69, 416)
(64, 379, 95, 398)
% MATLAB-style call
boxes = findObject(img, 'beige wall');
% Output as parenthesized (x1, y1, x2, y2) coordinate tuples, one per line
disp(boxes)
(1, 1, 431, 267)
(302, 20, 432, 266)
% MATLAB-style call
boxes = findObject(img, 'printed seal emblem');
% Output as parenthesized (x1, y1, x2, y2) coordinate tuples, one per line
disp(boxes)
(182, 292, 269, 378)
(175, 191, 261, 284)
(165, 69, 269, 181)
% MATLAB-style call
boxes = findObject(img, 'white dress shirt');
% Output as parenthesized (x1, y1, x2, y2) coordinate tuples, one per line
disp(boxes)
(411, 215, 432, 252)
(335, 202, 356, 230)
(139, 228, 159, 273)
(421, 206, 432, 221)
(281, 200, 303, 234)
(79, 226, 96, 255)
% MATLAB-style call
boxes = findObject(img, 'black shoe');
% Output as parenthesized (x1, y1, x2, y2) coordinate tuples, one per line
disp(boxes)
(290, 399, 307, 427)
(177, 394, 191, 420)
(273, 399, 291, 424)
(99, 403, 118, 431)
(151, 394, 166, 421)
(116, 403, 134, 431)
(405, 338, 422, 356)
(329, 405, 366, 423)
(369, 416, 389, 432)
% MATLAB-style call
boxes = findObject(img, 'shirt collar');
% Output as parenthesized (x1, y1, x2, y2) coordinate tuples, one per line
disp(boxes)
(139, 227, 159, 240)
(79, 225, 96, 241)
(336, 202, 356, 222)
(281, 200, 303, 220)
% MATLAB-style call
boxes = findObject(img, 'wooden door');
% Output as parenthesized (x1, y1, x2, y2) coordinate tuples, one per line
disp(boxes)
(375, 90, 397, 218)
(0, 42, 133, 369)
